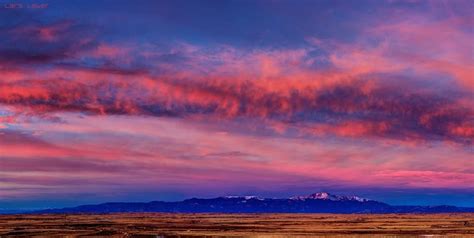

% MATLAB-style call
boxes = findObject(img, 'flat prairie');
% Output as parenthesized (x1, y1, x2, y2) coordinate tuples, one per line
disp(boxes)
(0, 213, 473, 237)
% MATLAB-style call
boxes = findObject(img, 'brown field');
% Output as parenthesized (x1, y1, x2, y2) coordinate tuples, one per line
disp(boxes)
(0, 213, 473, 237)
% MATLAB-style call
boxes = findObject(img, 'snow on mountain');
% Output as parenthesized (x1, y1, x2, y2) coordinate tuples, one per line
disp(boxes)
(221, 192, 369, 202)
(222, 195, 264, 200)
(291, 192, 370, 202)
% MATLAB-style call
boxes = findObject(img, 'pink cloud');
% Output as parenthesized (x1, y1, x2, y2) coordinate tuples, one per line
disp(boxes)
(1, 113, 472, 199)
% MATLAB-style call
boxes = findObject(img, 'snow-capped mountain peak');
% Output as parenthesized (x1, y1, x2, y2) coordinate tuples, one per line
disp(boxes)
(290, 192, 370, 202)
(221, 195, 264, 200)
(221, 192, 369, 202)
(291, 192, 336, 200)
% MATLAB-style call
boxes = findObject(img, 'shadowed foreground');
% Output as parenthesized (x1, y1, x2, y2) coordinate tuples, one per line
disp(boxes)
(1, 213, 474, 237)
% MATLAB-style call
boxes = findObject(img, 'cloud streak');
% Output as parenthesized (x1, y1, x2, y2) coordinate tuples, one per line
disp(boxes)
(1, 42, 472, 143)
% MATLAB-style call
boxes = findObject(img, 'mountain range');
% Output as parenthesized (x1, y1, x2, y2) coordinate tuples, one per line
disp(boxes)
(33, 192, 474, 214)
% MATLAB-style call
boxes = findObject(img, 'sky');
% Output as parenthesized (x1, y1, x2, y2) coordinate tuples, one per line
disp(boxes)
(0, 0, 473, 210)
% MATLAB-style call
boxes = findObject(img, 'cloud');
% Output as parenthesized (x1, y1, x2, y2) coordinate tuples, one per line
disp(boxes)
(1, 11, 471, 146)
(0, 19, 97, 66)
(2, 113, 472, 201)
(1, 50, 472, 144)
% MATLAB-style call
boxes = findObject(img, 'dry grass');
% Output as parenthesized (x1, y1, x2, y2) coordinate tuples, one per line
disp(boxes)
(0, 213, 473, 237)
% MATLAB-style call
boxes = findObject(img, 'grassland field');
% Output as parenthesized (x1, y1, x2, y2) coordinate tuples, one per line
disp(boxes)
(1, 213, 473, 237)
